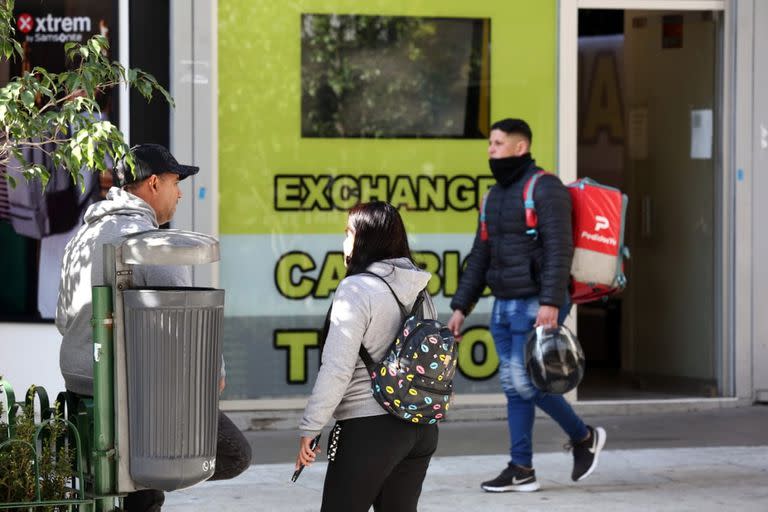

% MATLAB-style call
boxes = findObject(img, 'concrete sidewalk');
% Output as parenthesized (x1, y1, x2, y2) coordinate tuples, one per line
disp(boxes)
(163, 445, 768, 511)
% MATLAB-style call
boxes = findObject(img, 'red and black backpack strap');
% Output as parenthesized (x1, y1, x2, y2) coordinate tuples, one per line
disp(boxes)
(479, 189, 491, 241)
(480, 170, 549, 242)
(522, 170, 549, 238)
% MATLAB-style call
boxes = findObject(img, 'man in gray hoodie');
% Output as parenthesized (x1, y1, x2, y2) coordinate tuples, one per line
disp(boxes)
(56, 144, 250, 511)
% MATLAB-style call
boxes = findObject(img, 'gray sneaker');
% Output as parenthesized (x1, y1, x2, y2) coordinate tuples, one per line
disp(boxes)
(480, 463, 540, 492)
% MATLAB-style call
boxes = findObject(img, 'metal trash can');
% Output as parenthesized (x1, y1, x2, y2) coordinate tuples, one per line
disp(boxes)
(123, 287, 224, 489)
(104, 230, 224, 492)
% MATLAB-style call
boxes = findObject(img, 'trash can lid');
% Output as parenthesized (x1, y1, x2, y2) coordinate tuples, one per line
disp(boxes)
(119, 230, 220, 266)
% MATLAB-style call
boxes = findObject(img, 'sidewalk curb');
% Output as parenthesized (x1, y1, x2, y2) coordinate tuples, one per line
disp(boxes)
(222, 395, 751, 431)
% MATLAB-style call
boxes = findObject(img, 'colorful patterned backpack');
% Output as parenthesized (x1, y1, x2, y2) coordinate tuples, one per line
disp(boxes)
(359, 273, 457, 424)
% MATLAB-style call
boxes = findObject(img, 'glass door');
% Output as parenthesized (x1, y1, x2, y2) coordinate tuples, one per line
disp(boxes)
(574, 8, 722, 399)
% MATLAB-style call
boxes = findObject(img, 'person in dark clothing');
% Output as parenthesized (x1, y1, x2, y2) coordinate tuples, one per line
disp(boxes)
(447, 119, 606, 493)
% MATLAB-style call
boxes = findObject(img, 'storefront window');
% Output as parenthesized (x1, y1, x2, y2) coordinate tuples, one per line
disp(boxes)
(218, 1, 558, 400)
(301, 14, 490, 139)
(0, 0, 117, 322)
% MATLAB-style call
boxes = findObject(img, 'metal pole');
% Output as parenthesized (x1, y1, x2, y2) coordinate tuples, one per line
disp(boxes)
(92, 286, 116, 512)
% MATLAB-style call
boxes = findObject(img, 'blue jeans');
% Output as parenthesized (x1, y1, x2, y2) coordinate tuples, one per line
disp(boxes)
(490, 296, 588, 468)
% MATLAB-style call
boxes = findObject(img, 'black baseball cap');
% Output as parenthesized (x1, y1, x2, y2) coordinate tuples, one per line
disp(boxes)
(113, 144, 199, 187)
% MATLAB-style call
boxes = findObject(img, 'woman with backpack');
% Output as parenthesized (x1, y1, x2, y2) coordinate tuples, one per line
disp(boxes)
(295, 201, 439, 512)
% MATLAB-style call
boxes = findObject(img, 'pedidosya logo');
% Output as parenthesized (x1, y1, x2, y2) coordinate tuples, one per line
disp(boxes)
(581, 215, 617, 247)
(594, 215, 610, 232)
(16, 13, 92, 43)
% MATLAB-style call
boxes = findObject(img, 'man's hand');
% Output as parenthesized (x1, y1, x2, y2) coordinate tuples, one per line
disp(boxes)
(219, 376, 226, 394)
(534, 305, 560, 329)
(447, 310, 466, 340)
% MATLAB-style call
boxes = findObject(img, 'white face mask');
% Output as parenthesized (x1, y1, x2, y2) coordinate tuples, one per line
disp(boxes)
(343, 223, 355, 268)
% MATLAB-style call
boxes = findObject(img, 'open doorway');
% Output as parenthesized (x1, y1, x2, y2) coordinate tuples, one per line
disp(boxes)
(575, 8, 721, 400)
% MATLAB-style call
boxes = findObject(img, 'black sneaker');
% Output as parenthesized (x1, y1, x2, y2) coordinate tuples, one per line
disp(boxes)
(567, 425, 607, 481)
(480, 463, 540, 492)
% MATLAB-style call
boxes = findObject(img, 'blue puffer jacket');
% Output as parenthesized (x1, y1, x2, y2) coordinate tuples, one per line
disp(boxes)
(450, 160, 573, 313)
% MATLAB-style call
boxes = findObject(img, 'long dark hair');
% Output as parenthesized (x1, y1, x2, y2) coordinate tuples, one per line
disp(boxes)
(345, 201, 413, 276)
(319, 202, 413, 356)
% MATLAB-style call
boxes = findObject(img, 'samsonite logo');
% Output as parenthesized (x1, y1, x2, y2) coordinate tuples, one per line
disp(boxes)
(16, 13, 92, 42)
(16, 13, 33, 33)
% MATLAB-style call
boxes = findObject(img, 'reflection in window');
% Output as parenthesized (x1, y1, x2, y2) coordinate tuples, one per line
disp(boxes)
(301, 14, 490, 139)
(0, 0, 118, 323)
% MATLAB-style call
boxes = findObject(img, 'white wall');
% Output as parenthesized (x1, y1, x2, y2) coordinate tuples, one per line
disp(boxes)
(171, 0, 219, 288)
(0, 324, 65, 396)
(750, 0, 768, 402)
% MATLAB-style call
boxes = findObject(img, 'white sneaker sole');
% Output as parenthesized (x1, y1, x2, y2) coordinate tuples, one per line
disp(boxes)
(481, 481, 540, 493)
(576, 426, 607, 481)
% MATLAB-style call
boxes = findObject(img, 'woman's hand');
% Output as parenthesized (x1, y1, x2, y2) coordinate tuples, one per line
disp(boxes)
(295, 435, 321, 470)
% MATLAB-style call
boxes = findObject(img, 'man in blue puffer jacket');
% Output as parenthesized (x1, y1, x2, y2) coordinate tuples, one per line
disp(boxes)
(447, 118, 606, 493)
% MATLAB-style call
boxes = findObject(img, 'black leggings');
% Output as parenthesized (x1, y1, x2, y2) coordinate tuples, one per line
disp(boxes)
(321, 414, 439, 512)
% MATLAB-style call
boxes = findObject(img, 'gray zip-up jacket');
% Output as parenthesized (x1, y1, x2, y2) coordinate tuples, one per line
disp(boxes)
(56, 187, 191, 395)
(299, 258, 436, 438)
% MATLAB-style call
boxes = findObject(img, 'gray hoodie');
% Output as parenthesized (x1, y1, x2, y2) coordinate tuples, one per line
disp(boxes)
(299, 257, 436, 438)
(56, 187, 191, 395)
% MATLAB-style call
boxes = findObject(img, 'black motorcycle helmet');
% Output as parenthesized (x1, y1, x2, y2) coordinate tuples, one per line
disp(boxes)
(525, 324, 585, 394)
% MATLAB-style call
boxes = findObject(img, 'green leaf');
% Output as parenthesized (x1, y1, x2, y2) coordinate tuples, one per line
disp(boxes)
(83, 77, 94, 97)
(85, 138, 95, 167)
(20, 90, 34, 109)
(32, 164, 51, 188)
(70, 76, 81, 94)
(0, 26, 173, 188)
(71, 145, 83, 165)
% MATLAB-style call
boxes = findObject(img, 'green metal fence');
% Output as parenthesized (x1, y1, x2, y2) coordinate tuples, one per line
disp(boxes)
(0, 286, 116, 511)
(0, 381, 93, 510)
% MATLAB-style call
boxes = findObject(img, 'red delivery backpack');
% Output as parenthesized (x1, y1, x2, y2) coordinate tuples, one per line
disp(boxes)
(479, 171, 629, 304)
(523, 171, 629, 304)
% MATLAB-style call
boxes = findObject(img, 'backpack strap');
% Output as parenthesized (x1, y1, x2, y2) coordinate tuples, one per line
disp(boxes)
(357, 271, 427, 371)
(361, 272, 409, 317)
(479, 189, 491, 241)
(359, 343, 376, 371)
(522, 170, 549, 238)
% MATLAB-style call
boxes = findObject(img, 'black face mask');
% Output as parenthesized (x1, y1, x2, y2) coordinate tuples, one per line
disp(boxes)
(489, 153, 533, 187)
